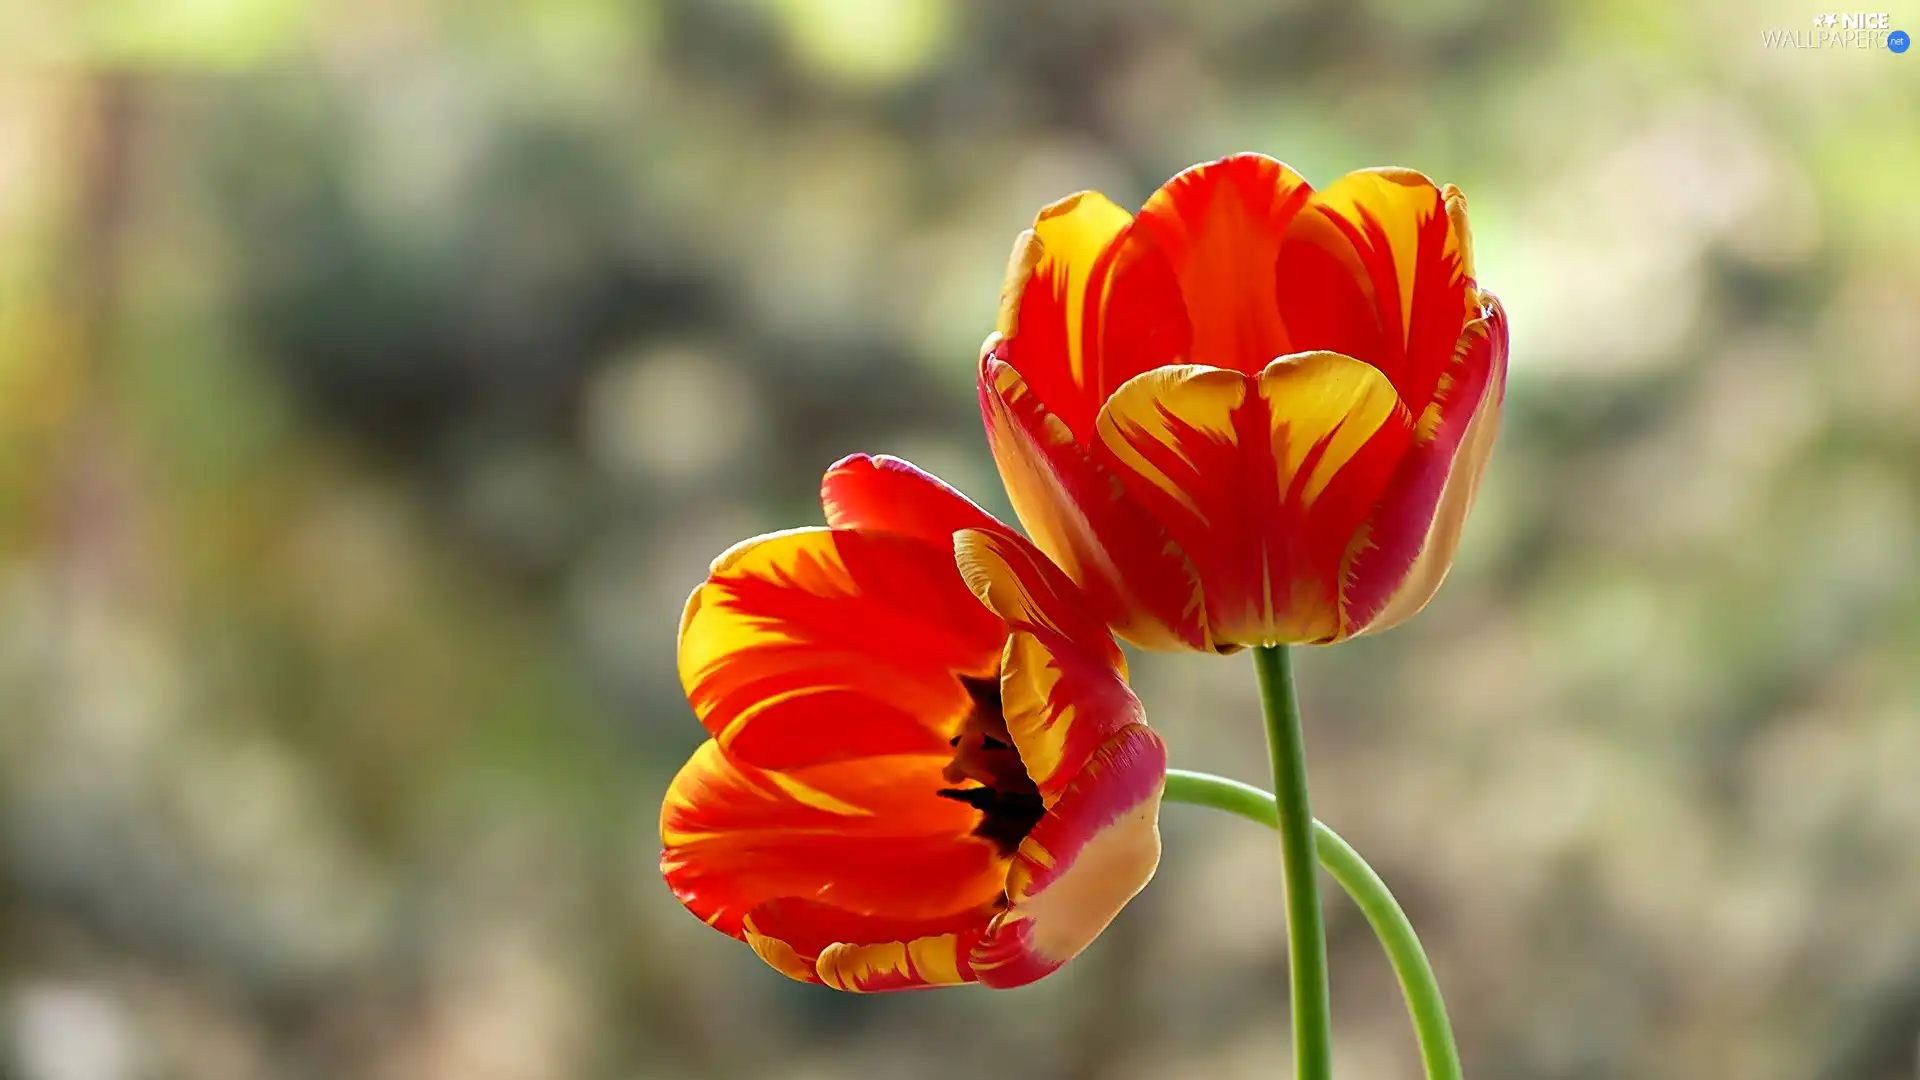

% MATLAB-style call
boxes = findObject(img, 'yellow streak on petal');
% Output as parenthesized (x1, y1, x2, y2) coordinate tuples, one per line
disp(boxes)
(951, 525, 1125, 675)
(996, 233, 1042, 338)
(1312, 168, 1451, 349)
(907, 934, 966, 986)
(1029, 191, 1133, 388)
(1022, 839, 1056, 872)
(1443, 183, 1474, 281)
(677, 527, 853, 693)
(1415, 366, 1459, 443)
(705, 525, 837, 578)
(743, 916, 818, 983)
(1094, 365, 1247, 523)
(980, 362, 1094, 593)
(658, 826, 726, 846)
(661, 739, 779, 846)
(1258, 352, 1405, 508)
(816, 934, 968, 992)
(718, 685, 838, 750)
(952, 530, 1061, 637)
(665, 729, 873, 827)
(676, 582, 706, 656)
(763, 772, 875, 817)
(995, 632, 1068, 793)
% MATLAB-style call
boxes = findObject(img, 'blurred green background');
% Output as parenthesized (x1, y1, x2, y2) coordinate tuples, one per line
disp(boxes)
(2, 0, 1917, 1077)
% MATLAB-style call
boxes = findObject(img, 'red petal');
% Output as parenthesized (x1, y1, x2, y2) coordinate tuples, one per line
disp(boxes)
(1092, 354, 1414, 646)
(1276, 168, 1475, 414)
(1344, 294, 1508, 636)
(978, 350, 1210, 651)
(679, 527, 1004, 770)
(995, 192, 1190, 441)
(660, 741, 1006, 937)
(820, 453, 1010, 544)
(950, 526, 1122, 674)
(1131, 153, 1315, 375)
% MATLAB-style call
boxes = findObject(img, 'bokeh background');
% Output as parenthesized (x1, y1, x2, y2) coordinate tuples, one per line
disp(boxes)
(3, 0, 1918, 1077)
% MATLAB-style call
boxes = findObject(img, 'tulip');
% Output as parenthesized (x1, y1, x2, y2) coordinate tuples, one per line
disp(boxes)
(661, 455, 1166, 990)
(981, 153, 1508, 652)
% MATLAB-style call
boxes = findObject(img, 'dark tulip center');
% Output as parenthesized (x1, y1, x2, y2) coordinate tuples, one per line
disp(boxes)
(937, 674, 1044, 855)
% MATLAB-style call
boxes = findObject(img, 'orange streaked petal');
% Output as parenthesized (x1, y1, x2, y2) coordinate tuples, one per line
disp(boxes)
(952, 527, 1143, 799)
(1131, 153, 1315, 376)
(997, 191, 1132, 348)
(978, 349, 1210, 651)
(992, 629, 1145, 801)
(950, 527, 1122, 673)
(819, 453, 1009, 544)
(971, 724, 1166, 988)
(1092, 353, 1414, 647)
(995, 192, 1129, 439)
(1348, 295, 1508, 636)
(661, 741, 1007, 936)
(815, 932, 975, 992)
(679, 526, 1004, 770)
(742, 919, 819, 983)
(1257, 354, 1418, 641)
(1276, 167, 1474, 413)
(996, 193, 1191, 440)
(741, 898, 990, 991)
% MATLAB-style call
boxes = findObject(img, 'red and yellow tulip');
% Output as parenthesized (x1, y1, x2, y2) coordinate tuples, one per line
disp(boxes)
(661, 454, 1166, 991)
(981, 153, 1509, 652)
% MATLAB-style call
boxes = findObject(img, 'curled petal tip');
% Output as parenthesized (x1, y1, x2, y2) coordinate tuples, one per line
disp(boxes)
(972, 725, 1166, 988)
(997, 230, 1042, 338)
(743, 917, 821, 984)
(1442, 183, 1475, 281)
(820, 452, 1003, 542)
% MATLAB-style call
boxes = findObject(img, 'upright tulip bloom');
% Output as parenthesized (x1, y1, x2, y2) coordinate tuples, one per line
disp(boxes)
(661, 455, 1166, 991)
(982, 153, 1508, 652)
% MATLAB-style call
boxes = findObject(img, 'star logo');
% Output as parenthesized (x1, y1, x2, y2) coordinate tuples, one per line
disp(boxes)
(1814, 13, 1825, 23)
(1825, 12, 1838, 25)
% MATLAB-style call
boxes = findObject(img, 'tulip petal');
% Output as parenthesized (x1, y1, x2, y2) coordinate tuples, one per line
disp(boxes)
(995, 191, 1193, 440)
(971, 724, 1166, 988)
(1276, 168, 1475, 414)
(661, 740, 1008, 936)
(680, 527, 1005, 770)
(1093, 354, 1415, 646)
(740, 898, 990, 991)
(978, 349, 1210, 651)
(995, 191, 1130, 388)
(1346, 295, 1509, 635)
(952, 527, 1142, 799)
(1131, 152, 1315, 375)
(949, 526, 1123, 675)
(814, 930, 978, 992)
(820, 453, 1008, 544)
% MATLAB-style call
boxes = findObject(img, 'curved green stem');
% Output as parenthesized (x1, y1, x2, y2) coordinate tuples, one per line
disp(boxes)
(1163, 768, 1464, 1080)
(1253, 645, 1333, 1080)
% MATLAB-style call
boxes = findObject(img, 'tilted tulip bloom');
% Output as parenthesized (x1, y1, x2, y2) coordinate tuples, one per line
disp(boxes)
(661, 455, 1166, 991)
(981, 153, 1509, 652)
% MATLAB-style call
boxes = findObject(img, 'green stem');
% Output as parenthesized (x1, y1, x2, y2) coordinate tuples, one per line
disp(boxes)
(1253, 644, 1333, 1080)
(1162, 768, 1464, 1080)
